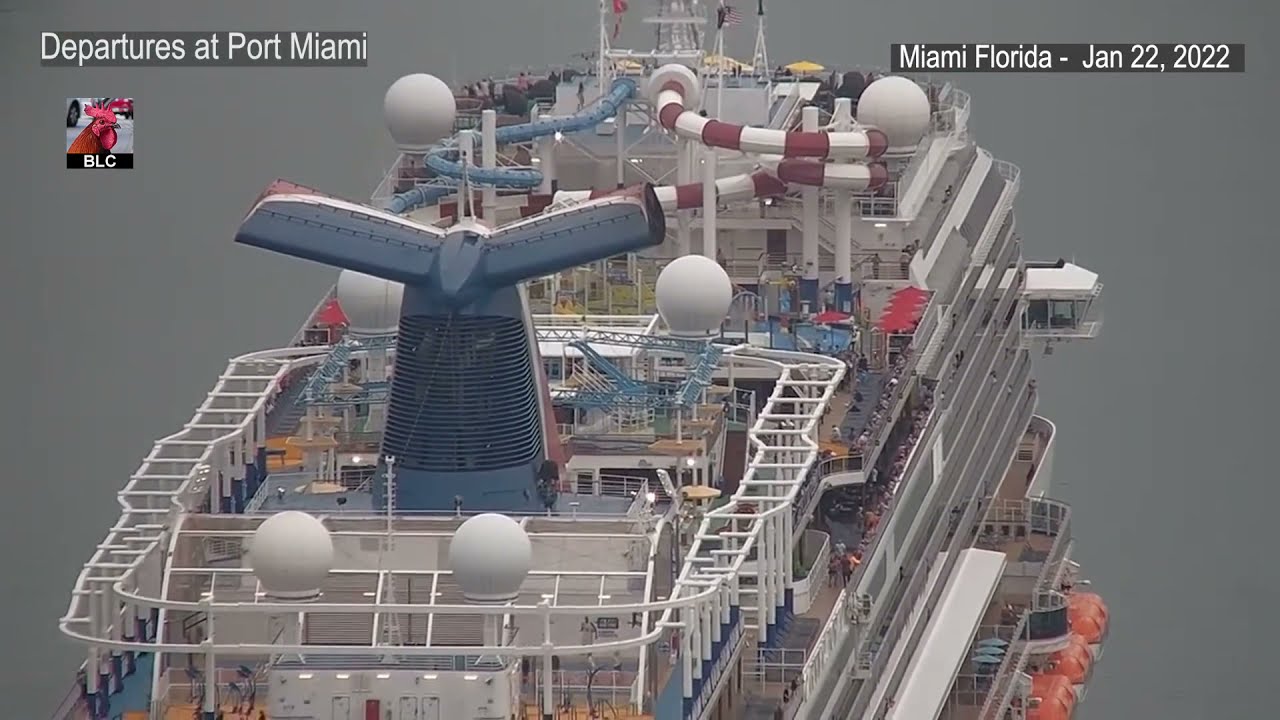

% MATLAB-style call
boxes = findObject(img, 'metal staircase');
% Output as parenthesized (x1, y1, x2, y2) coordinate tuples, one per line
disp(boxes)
(297, 342, 354, 406)
(377, 458, 405, 661)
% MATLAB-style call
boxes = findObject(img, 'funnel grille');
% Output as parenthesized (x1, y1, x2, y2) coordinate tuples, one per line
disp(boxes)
(383, 313, 542, 471)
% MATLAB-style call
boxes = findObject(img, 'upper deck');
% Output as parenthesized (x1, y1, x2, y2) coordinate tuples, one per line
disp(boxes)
(58, 42, 1106, 720)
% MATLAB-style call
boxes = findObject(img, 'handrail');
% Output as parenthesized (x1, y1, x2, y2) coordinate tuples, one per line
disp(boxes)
(977, 496, 1074, 720)
(858, 359, 1034, 720)
(815, 454, 863, 477)
(794, 369, 929, 708)
(806, 267, 1020, 715)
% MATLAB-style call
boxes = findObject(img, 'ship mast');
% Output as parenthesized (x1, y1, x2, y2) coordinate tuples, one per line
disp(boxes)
(652, 0, 704, 56)
(751, 0, 771, 85)
(597, 0, 609, 86)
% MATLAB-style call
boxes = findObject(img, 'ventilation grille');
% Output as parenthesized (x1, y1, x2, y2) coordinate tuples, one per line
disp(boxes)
(383, 314, 542, 471)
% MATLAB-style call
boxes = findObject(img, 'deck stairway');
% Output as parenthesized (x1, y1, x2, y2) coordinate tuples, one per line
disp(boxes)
(264, 368, 312, 438)
(303, 574, 377, 645)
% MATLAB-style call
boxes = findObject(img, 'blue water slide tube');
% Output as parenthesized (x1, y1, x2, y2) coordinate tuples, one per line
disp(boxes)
(388, 77, 639, 215)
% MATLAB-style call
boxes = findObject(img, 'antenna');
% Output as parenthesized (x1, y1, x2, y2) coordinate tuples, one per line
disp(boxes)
(598, 0, 609, 86)
(378, 455, 403, 661)
(458, 130, 476, 220)
(752, 0, 771, 86)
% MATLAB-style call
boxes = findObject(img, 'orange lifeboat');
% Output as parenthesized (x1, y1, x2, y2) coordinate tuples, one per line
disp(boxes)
(1062, 631, 1092, 655)
(1027, 673, 1076, 720)
(1068, 602, 1108, 644)
(1047, 634, 1093, 684)
(1068, 591, 1109, 621)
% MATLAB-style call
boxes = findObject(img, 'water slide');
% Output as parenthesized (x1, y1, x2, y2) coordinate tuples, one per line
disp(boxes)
(389, 63, 889, 216)
(554, 63, 889, 211)
(387, 78, 640, 213)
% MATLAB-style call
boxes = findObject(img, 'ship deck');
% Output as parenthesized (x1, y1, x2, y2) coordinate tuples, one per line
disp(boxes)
(939, 425, 1076, 720)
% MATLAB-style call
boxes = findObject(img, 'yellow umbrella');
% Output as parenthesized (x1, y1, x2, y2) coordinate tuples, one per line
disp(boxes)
(704, 53, 752, 72)
(680, 485, 722, 503)
(785, 60, 825, 74)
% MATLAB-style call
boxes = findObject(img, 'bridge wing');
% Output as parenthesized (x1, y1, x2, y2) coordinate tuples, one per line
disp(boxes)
(234, 179, 447, 284)
(481, 184, 666, 288)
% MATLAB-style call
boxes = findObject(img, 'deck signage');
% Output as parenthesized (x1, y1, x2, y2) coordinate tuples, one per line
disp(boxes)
(891, 43, 1245, 73)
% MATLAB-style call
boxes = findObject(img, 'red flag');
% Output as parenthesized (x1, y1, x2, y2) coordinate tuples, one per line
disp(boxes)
(612, 0, 628, 39)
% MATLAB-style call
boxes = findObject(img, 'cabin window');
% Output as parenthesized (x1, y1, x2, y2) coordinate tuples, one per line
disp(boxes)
(1049, 300, 1077, 327)
(1026, 298, 1089, 330)
(543, 358, 563, 381)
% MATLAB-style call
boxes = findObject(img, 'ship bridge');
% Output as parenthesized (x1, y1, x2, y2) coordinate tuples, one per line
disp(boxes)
(974, 261, 1104, 345)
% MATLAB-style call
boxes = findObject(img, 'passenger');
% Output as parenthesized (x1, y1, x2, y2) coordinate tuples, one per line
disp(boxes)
(577, 81, 586, 110)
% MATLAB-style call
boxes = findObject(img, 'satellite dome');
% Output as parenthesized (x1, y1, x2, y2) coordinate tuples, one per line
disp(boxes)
(448, 513, 532, 603)
(655, 255, 733, 337)
(383, 73, 457, 152)
(336, 270, 404, 335)
(856, 76, 932, 151)
(248, 511, 334, 600)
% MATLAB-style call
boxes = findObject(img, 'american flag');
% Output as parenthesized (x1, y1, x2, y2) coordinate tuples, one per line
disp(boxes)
(717, 3, 743, 28)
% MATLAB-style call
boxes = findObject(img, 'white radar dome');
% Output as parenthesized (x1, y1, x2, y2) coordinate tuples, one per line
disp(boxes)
(336, 270, 404, 335)
(655, 255, 734, 337)
(448, 513, 532, 603)
(384, 73, 457, 152)
(856, 76, 932, 151)
(248, 511, 334, 600)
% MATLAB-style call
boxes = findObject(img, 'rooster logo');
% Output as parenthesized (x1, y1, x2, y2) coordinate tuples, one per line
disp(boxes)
(67, 103, 120, 154)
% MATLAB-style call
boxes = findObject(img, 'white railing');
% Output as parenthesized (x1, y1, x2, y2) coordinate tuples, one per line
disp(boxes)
(648, 345, 844, 718)
(794, 404, 937, 710)
(970, 161, 1021, 266)
(61, 344, 330, 698)
(978, 497, 1075, 720)
(531, 313, 660, 331)
(791, 531, 831, 615)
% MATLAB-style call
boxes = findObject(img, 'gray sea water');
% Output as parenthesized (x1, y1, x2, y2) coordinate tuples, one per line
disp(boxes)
(1, 0, 1274, 717)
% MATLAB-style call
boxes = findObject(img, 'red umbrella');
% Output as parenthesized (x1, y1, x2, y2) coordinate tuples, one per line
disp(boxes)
(812, 310, 851, 324)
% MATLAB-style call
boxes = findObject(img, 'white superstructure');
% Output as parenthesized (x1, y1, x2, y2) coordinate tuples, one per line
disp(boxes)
(56, 7, 1108, 720)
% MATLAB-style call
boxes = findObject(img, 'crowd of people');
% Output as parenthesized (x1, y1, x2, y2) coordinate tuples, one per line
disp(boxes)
(827, 344, 914, 457)
(823, 347, 939, 584)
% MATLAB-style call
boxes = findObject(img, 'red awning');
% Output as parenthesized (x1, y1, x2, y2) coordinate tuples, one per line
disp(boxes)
(889, 285, 929, 305)
(315, 298, 349, 326)
(812, 310, 851, 324)
(878, 286, 930, 333)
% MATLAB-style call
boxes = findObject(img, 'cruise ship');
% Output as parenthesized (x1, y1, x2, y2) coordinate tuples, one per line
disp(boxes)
(55, 3, 1108, 720)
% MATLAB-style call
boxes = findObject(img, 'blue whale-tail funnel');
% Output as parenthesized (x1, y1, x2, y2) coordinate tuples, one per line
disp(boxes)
(235, 181, 665, 511)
